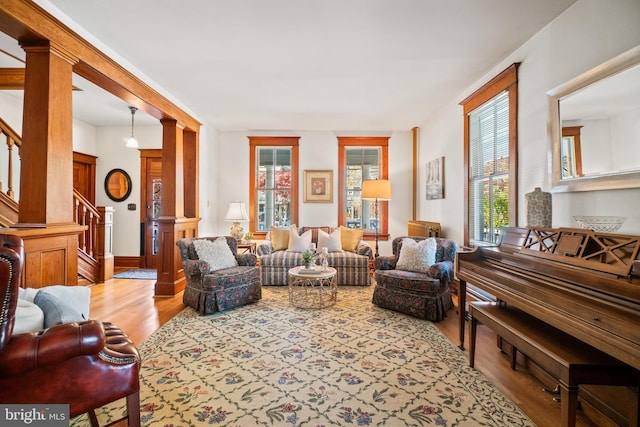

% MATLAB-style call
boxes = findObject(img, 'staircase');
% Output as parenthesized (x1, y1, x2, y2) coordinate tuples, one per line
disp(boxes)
(0, 117, 103, 284)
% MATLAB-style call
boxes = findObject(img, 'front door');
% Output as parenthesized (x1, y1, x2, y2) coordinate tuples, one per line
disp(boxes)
(141, 149, 162, 269)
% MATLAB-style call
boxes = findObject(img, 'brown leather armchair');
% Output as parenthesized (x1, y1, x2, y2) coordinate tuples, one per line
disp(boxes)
(0, 234, 141, 426)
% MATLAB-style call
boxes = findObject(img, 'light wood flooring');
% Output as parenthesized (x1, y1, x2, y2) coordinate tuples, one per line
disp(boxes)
(90, 275, 606, 427)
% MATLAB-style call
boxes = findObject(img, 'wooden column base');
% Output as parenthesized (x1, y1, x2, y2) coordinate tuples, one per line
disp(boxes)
(154, 216, 199, 296)
(7, 223, 85, 288)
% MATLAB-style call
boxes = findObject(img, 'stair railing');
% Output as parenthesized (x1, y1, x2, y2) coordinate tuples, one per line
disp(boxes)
(0, 117, 21, 202)
(74, 189, 101, 258)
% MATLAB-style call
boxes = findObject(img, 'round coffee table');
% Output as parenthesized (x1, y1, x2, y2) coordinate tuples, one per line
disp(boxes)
(288, 266, 337, 309)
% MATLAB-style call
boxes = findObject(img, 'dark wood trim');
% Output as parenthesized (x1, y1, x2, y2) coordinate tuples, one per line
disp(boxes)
(114, 255, 143, 269)
(0, 68, 25, 89)
(337, 136, 389, 240)
(73, 151, 96, 205)
(248, 137, 300, 239)
(412, 127, 418, 221)
(562, 126, 584, 177)
(0, 67, 79, 90)
(460, 63, 519, 246)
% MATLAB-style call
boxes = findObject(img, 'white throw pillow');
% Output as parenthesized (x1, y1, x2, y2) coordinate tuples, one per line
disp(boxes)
(396, 237, 437, 274)
(287, 228, 312, 252)
(317, 228, 342, 252)
(13, 299, 45, 334)
(193, 237, 238, 271)
(33, 285, 91, 328)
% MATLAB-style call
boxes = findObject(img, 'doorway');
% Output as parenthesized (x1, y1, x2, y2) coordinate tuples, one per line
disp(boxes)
(140, 149, 162, 269)
(73, 151, 97, 204)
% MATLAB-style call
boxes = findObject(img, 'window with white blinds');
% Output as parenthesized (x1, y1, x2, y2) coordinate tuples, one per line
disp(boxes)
(469, 91, 510, 244)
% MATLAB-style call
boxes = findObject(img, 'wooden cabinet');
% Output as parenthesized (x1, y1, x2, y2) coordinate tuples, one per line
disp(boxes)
(407, 220, 441, 238)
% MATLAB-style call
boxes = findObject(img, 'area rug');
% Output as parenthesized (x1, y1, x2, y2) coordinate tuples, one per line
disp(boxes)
(73, 286, 534, 426)
(113, 269, 157, 280)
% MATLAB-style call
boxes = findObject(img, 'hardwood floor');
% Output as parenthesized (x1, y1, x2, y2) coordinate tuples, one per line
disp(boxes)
(89, 275, 185, 346)
(89, 277, 605, 427)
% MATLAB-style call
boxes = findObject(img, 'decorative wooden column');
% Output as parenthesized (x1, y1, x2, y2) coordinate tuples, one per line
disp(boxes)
(7, 41, 85, 288)
(183, 129, 199, 220)
(19, 42, 76, 226)
(155, 119, 199, 296)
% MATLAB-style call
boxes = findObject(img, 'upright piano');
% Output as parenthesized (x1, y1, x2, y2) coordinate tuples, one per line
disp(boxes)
(456, 226, 640, 371)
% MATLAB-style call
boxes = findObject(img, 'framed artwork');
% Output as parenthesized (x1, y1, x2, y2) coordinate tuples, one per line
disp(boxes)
(304, 170, 333, 203)
(426, 157, 445, 200)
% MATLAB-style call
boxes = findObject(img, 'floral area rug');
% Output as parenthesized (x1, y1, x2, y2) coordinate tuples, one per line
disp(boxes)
(73, 286, 535, 426)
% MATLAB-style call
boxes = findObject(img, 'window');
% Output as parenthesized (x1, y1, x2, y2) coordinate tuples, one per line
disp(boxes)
(249, 137, 299, 237)
(338, 137, 389, 239)
(461, 64, 518, 245)
(561, 126, 583, 178)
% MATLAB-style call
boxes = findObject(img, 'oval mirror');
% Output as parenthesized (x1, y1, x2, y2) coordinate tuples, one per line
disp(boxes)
(104, 168, 132, 202)
(548, 44, 640, 192)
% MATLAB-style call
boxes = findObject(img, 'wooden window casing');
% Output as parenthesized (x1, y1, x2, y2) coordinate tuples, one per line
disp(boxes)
(460, 64, 519, 246)
(338, 136, 389, 241)
(249, 136, 299, 240)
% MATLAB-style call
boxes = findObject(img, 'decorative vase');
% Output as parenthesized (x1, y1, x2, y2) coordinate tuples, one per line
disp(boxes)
(525, 187, 552, 227)
(304, 262, 314, 269)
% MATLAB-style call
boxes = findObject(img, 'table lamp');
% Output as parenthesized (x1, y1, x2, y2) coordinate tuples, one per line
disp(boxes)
(224, 201, 249, 241)
(361, 179, 391, 257)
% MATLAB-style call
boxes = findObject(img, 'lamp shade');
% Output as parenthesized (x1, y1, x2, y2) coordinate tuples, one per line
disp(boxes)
(361, 179, 391, 200)
(125, 136, 139, 148)
(224, 202, 249, 221)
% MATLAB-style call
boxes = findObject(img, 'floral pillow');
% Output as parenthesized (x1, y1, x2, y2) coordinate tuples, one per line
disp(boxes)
(193, 237, 238, 271)
(396, 237, 437, 274)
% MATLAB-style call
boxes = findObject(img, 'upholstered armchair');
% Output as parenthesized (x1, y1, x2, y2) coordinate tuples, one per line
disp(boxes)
(0, 234, 141, 426)
(372, 236, 456, 321)
(177, 236, 262, 314)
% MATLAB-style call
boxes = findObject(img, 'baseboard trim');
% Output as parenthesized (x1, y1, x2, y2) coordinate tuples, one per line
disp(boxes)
(114, 255, 142, 269)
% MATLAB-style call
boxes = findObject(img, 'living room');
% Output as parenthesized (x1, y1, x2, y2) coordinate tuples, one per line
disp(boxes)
(60, 0, 640, 259)
(0, 0, 639, 426)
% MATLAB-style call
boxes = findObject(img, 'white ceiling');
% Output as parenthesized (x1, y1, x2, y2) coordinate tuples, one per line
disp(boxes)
(3, 0, 577, 130)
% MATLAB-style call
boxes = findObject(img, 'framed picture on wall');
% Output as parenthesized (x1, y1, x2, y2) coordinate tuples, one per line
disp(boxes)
(426, 157, 445, 200)
(304, 170, 333, 203)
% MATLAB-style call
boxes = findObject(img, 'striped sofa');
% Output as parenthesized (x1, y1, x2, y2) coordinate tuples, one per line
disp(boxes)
(257, 226, 373, 286)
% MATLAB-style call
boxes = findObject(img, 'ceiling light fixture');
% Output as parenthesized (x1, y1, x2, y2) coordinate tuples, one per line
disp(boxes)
(125, 106, 139, 148)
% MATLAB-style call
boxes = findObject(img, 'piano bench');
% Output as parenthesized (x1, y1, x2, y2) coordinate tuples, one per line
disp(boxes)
(469, 301, 640, 427)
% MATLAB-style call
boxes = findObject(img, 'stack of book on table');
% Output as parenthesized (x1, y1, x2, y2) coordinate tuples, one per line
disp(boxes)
(297, 267, 322, 274)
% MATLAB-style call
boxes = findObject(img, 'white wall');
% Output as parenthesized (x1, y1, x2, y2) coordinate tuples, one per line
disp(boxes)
(216, 130, 413, 256)
(95, 125, 162, 257)
(417, 0, 640, 244)
(198, 122, 220, 236)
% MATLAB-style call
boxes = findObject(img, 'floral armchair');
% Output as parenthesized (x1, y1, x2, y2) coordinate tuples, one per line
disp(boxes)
(177, 236, 262, 314)
(372, 236, 456, 321)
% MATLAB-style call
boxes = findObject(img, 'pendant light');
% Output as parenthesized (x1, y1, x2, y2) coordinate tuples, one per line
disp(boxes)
(125, 106, 139, 148)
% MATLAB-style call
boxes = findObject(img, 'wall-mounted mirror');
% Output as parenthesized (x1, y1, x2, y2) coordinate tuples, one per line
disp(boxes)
(105, 168, 132, 202)
(548, 44, 640, 192)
